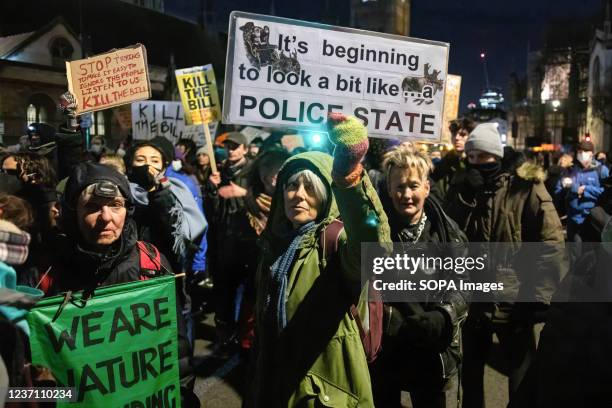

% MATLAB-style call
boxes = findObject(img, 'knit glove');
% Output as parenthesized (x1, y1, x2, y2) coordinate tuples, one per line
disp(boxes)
(327, 112, 369, 186)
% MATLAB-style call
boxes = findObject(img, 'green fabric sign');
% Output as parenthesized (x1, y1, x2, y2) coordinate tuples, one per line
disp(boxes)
(27, 276, 181, 408)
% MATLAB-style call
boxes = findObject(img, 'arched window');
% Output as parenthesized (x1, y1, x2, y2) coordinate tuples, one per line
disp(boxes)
(49, 37, 74, 66)
(26, 94, 54, 125)
(592, 56, 601, 96)
(26, 104, 37, 124)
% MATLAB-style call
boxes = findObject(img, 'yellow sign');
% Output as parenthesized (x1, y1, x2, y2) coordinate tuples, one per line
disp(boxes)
(66, 44, 151, 114)
(175, 64, 221, 125)
(442, 74, 462, 144)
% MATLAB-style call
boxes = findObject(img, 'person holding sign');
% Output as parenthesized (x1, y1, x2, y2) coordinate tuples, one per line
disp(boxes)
(248, 114, 390, 407)
(37, 163, 198, 406)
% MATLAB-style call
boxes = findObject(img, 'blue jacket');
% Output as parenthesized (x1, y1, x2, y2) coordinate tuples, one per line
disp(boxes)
(165, 167, 208, 272)
(555, 161, 609, 224)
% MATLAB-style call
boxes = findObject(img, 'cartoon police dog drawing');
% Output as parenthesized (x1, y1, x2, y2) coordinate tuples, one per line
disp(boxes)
(239, 21, 300, 74)
(401, 63, 444, 104)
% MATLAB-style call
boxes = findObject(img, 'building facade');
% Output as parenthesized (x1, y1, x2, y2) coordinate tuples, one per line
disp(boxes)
(351, 0, 411, 36)
(587, 2, 612, 152)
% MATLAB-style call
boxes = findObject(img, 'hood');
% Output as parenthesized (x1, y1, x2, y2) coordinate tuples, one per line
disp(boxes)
(262, 151, 338, 248)
(515, 162, 546, 183)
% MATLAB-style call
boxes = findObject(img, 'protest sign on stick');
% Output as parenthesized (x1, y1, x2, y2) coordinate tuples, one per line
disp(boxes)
(441, 74, 461, 144)
(176, 65, 221, 173)
(66, 44, 151, 114)
(131, 100, 218, 145)
(223, 12, 449, 142)
(27, 276, 181, 408)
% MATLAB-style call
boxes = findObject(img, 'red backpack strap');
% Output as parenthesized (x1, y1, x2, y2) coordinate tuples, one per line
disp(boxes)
(319, 219, 344, 264)
(137, 241, 162, 280)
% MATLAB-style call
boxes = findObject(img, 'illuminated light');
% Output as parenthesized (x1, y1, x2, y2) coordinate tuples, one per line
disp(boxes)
(552, 100, 561, 108)
(311, 133, 322, 145)
(480, 52, 486, 59)
(365, 213, 379, 227)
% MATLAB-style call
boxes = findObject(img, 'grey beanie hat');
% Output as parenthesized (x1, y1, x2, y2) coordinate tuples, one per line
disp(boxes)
(465, 123, 504, 158)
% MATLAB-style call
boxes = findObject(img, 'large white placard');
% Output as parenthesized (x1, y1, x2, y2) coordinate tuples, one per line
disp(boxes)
(131, 101, 218, 146)
(223, 12, 449, 142)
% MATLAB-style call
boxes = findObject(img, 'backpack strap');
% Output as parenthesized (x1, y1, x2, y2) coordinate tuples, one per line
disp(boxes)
(320, 219, 344, 265)
(137, 241, 162, 280)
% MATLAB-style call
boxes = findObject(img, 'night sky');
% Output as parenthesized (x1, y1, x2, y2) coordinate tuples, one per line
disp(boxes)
(166, 0, 604, 112)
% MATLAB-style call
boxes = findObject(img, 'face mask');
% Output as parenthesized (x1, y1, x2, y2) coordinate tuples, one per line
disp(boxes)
(116, 148, 126, 157)
(432, 157, 442, 166)
(577, 151, 593, 165)
(171, 160, 182, 172)
(128, 165, 156, 191)
(470, 161, 502, 182)
(90, 144, 102, 154)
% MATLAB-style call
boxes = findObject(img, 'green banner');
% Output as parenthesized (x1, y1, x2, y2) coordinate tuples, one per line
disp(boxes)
(27, 276, 181, 408)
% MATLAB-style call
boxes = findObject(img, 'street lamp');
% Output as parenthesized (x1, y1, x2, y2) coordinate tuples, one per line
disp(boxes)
(480, 51, 490, 90)
(551, 100, 561, 145)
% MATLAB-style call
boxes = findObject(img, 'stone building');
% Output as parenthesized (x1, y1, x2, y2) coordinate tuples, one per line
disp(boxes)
(0, 0, 224, 146)
(351, 0, 411, 36)
(586, 1, 612, 152)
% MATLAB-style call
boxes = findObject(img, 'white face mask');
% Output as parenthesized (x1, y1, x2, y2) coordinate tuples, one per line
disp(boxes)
(90, 144, 102, 154)
(116, 148, 126, 157)
(171, 160, 182, 172)
(577, 151, 593, 165)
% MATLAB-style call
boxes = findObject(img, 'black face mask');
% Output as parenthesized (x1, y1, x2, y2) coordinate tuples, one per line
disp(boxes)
(469, 161, 502, 183)
(128, 165, 157, 191)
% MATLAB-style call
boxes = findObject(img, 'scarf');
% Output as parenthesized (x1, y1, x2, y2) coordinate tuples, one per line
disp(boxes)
(0, 229, 30, 266)
(265, 221, 317, 333)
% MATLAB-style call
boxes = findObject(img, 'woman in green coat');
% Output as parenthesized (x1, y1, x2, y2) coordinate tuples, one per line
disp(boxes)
(248, 114, 391, 407)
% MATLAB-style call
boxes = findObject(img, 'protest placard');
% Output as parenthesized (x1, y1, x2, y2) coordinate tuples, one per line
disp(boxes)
(442, 74, 461, 144)
(223, 12, 449, 142)
(131, 100, 218, 145)
(241, 126, 271, 144)
(114, 104, 133, 130)
(176, 64, 222, 172)
(66, 44, 151, 114)
(175, 65, 221, 125)
(27, 276, 181, 408)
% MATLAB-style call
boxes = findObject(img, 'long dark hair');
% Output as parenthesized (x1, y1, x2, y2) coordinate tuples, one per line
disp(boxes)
(11, 153, 57, 187)
(247, 148, 291, 196)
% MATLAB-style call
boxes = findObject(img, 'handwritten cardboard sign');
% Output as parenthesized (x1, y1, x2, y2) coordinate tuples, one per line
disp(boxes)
(66, 44, 151, 114)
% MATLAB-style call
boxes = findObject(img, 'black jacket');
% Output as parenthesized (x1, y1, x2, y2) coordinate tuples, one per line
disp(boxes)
(381, 195, 470, 383)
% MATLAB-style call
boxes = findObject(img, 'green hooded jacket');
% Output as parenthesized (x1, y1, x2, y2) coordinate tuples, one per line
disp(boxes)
(249, 151, 390, 407)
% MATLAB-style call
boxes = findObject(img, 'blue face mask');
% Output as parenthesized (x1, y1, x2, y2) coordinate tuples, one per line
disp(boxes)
(432, 157, 442, 166)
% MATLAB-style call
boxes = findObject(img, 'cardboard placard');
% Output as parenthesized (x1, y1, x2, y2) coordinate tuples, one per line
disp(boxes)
(223, 12, 449, 142)
(441, 74, 461, 144)
(66, 44, 151, 114)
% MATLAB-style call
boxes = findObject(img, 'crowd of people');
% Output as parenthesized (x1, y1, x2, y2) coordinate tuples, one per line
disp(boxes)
(1, 111, 611, 407)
